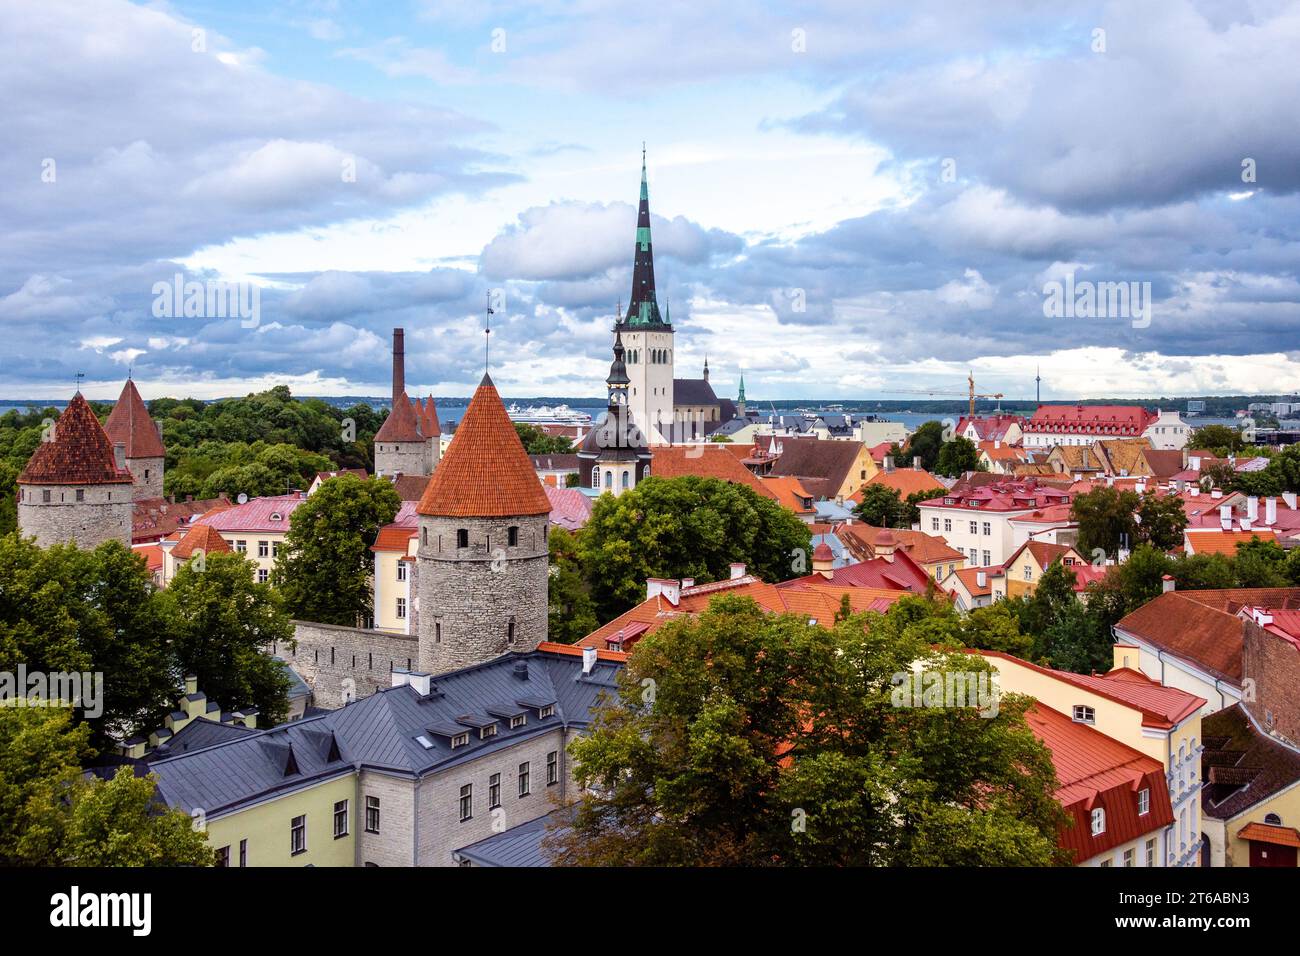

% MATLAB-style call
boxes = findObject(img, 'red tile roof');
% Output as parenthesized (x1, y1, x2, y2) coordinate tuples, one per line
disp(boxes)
(171, 523, 232, 560)
(103, 379, 166, 459)
(417, 374, 552, 518)
(130, 495, 231, 543)
(857, 467, 945, 499)
(1237, 822, 1300, 848)
(650, 446, 778, 500)
(577, 576, 906, 650)
(790, 549, 933, 593)
(918, 478, 1073, 513)
(1025, 703, 1173, 864)
(374, 390, 427, 442)
(17, 393, 135, 486)
(956, 414, 1023, 441)
(1114, 590, 1251, 682)
(1026, 404, 1156, 437)
(835, 523, 965, 566)
(415, 395, 442, 437)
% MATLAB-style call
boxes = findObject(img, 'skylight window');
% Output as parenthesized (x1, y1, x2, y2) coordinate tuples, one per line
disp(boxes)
(416, 735, 434, 749)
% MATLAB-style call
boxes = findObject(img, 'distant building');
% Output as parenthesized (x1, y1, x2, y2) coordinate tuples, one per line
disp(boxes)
(1023, 405, 1189, 450)
(374, 329, 441, 478)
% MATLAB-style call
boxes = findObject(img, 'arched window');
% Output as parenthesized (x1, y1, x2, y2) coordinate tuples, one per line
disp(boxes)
(1266, 813, 1283, 825)
(604, 470, 613, 488)
(456, 529, 469, 549)
(621, 470, 629, 489)
(591, 470, 599, 489)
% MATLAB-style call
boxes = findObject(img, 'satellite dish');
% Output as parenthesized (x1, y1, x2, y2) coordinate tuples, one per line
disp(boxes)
(237, 493, 249, 505)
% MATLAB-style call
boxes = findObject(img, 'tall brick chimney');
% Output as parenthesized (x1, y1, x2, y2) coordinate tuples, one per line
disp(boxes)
(392, 328, 405, 402)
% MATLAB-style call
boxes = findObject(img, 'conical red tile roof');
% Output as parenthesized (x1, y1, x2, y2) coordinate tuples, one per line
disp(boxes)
(18, 393, 134, 486)
(417, 396, 441, 437)
(171, 523, 231, 560)
(374, 390, 425, 442)
(417, 374, 551, 518)
(103, 379, 165, 458)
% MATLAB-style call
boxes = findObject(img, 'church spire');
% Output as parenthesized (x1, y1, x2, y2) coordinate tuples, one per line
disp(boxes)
(624, 147, 666, 327)
(607, 328, 630, 406)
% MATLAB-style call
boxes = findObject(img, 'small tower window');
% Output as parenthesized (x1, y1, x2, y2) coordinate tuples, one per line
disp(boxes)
(456, 529, 468, 549)
(422, 527, 428, 546)
(144, 469, 150, 481)
(42, 490, 51, 503)
(507, 526, 519, 547)
(508, 617, 516, 644)
(75, 489, 84, 502)
(622, 470, 629, 489)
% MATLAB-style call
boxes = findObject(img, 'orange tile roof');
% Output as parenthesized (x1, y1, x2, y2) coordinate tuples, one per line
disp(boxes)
(1237, 822, 1300, 848)
(649, 446, 778, 500)
(948, 565, 998, 597)
(1184, 529, 1280, 556)
(18, 393, 135, 486)
(171, 523, 232, 560)
(133, 543, 163, 572)
(372, 524, 417, 552)
(859, 468, 945, 498)
(577, 577, 906, 649)
(536, 641, 628, 663)
(1114, 591, 1248, 682)
(759, 475, 815, 513)
(103, 379, 165, 459)
(415, 395, 442, 437)
(417, 374, 551, 518)
(835, 523, 964, 565)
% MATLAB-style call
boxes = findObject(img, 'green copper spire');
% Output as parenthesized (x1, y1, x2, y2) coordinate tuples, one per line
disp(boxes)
(738, 371, 746, 403)
(624, 146, 666, 327)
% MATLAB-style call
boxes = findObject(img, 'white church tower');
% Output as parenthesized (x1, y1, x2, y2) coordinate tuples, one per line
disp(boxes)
(620, 149, 675, 445)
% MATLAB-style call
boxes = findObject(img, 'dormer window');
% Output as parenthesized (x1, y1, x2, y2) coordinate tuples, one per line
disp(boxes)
(510, 714, 526, 729)
(270, 512, 283, 522)
(538, 704, 555, 719)
(1138, 788, 1150, 815)
(479, 724, 497, 740)
(1090, 808, 1106, 836)
(1072, 705, 1096, 724)
(451, 732, 469, 748)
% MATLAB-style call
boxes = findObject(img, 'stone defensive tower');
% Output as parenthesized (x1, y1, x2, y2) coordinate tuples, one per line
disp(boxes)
(374, 328, 442, 477)
(415, 373, 552, 675)
(17, 392, 134, 549)
(103, 377, 165, 501)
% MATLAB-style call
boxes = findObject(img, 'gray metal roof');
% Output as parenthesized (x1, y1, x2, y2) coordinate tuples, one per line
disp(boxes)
(146, 718, 259, 760)
(673, 377, 718, 406)
(455, 806, 575, 867)
(148, 649, 622, 819)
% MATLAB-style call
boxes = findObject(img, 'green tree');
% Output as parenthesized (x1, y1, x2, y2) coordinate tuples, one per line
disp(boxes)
(1233, 538, 1290, 588)
(273, 475, 401, 625)
(61, 766, 214, 866)
(0, 535, 174, 744)
(162, 552, 294, 727)
(1135, 491, 1188, 551)
(0, 705, 212, 866)
(548, 527, 598, 644)
(1071, 486, 1140, 558)
(514, 423, 574, 455)
(905, 421, 947, 472)
(1191, 424, 1246, 457)
(549, 596, 1067, 866)
(852, 484, 905, 527)
(935, 435, 983, 478)
(578, 476, 811, 619)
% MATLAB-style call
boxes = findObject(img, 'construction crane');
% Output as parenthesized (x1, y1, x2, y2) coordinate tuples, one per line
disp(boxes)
(890, 371, 1005, 418)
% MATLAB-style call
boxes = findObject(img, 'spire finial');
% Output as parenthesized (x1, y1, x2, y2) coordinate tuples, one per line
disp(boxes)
(484, 290, 494, 375)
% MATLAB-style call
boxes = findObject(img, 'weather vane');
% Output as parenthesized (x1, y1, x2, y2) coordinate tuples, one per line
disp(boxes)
(484, 291, 494, 374)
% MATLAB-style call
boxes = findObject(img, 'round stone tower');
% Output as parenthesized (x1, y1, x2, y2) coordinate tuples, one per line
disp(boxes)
(17, 392, 134, 549)
(415, 373, 552, 675)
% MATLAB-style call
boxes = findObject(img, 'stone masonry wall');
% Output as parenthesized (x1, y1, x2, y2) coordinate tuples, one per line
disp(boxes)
(126, 455, 165, 501)
(16, 482, 133, 549)
(283, 621, 419, 709)
(416, 513, 549, 675)
(375, 440, 433, 478)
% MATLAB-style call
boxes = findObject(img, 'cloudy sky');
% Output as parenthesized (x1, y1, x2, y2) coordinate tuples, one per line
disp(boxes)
(4, 0, 1299, 403)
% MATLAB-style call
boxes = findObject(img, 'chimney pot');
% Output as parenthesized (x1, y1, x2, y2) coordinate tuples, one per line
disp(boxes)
(730, 562, 746, 580)
(1162, 574, 1175, 593)
(407, 671, 432, 695)
(582, 646, 598, 675)
(391, 668, 411, 688)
